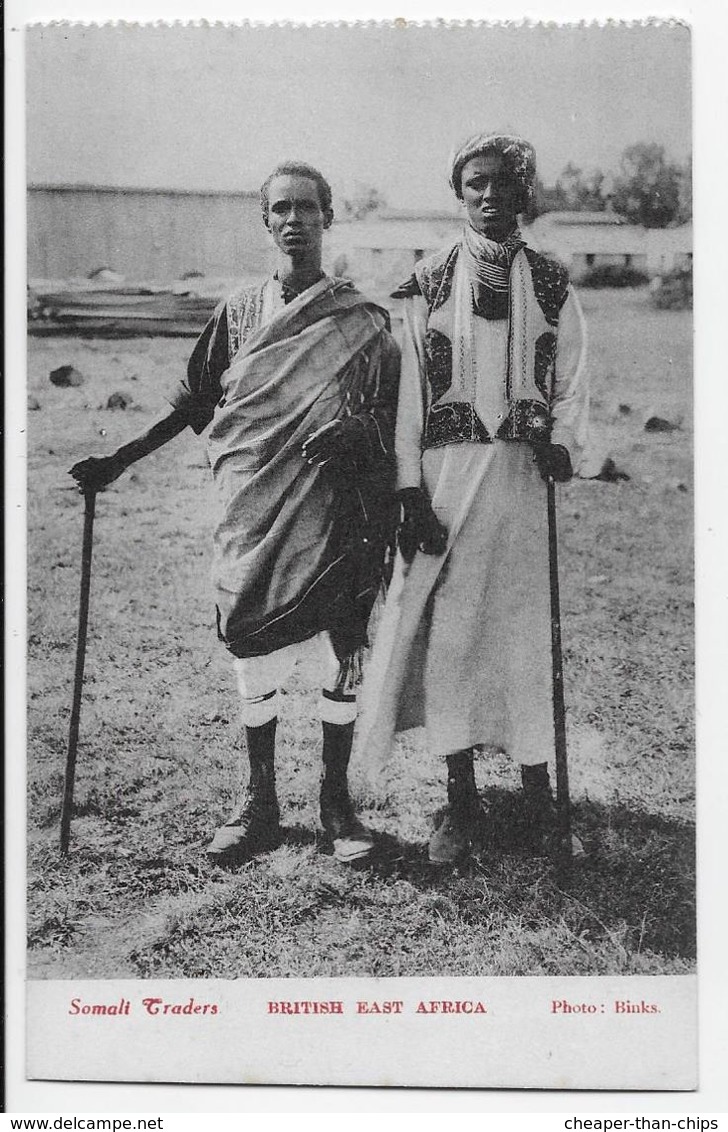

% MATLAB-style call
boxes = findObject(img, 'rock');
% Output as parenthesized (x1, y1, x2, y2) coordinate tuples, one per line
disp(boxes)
(27, 395, 41, 411)
(618, 403, 632, 415)
(581, 454, 630, 482)
(644, 415, 680, 433)
(49, 365, 84, 388)
(106, 391, 134, 410)
(88, 267, 125, 283)
(675, 482, 689, 493)
(592, 457, 631, 483)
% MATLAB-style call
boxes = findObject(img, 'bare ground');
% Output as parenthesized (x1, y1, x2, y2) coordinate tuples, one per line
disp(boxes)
(26, 287, 694, 978)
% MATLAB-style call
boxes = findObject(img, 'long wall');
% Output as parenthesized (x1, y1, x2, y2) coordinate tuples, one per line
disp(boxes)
(27, 184, 274, 281)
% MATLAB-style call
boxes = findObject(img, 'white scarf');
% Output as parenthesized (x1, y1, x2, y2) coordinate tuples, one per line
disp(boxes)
(450, 227, 550, 413)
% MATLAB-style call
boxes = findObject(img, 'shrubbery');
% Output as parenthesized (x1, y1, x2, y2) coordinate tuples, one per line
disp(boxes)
(650, 264, 693, 310)
(579, 264, 651, 289)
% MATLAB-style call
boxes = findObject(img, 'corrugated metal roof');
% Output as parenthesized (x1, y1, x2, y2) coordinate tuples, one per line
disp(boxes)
(375, 207, 462, 222)
(526, 212, 692, 256)
(27, 183, 259, 199)
(534, 210, 628, 227)
(329, 217, 462, 251)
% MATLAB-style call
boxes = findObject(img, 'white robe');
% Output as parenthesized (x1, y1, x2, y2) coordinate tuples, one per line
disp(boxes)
(359, 286, 588, 766)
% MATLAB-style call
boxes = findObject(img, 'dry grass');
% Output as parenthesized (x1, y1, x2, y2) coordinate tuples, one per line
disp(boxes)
(26, 288, 694, 978)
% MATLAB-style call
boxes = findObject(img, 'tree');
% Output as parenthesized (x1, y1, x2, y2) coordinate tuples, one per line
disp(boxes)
(554, 163, 606, 212)
(341, 183, 387, 221)
(611, 143, 685, 228)
(525, 166, 606, 220)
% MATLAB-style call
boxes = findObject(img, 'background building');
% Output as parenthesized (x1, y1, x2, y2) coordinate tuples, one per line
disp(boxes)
(27, 183, 270, 283)
(525, 209, 692, 280)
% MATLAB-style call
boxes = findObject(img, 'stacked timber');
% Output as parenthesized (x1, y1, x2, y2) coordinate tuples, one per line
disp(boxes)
(27, 276, 243, 337)
(28, 274, 404, 341)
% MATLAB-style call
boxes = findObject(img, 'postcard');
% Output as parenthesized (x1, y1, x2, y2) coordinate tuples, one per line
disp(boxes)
(8, 3, 723, 1109)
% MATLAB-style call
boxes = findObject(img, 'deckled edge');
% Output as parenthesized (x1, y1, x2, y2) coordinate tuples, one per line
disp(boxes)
(23, 16, 693, 31)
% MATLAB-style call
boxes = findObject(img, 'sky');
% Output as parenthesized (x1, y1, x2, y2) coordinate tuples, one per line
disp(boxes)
(26, 22, 691, 212)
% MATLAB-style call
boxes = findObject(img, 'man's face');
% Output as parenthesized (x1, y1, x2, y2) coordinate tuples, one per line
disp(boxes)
(460, 153, 521, 240)
(265, 174, 332, 259)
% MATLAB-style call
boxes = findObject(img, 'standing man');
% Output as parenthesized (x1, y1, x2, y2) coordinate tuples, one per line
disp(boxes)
(359, 133, 588, 864)
(71, 162, 400, 866)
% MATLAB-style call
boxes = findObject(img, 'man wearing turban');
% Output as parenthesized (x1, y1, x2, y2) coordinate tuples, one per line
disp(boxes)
(359, 134, 589, 863)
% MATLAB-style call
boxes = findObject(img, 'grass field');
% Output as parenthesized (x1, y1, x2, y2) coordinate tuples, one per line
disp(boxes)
(26, 287, 694, 979)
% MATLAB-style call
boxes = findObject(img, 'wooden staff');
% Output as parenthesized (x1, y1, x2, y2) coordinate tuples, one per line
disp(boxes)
(546, 474, 573, 868)
(60, 488, 96, 854)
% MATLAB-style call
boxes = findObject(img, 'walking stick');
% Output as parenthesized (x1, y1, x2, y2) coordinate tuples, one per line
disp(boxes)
(60, 488, 97, 854)
(546, 474, 573, 869)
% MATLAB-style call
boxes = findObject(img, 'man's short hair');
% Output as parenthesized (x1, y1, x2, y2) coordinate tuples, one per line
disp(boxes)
(449, 133, 537, 211)
(260, 162, 334, 225)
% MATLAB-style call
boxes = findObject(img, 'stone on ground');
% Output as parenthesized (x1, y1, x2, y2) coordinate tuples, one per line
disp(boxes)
(49, 365, 84, 388)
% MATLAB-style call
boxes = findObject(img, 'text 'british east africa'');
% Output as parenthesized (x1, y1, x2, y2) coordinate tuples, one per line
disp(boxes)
(67, 997, 662, 1017)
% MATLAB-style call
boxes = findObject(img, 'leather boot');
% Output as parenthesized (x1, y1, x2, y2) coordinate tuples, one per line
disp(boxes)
(428, 748, 486, 864)
(320, 721, 374, 863)
(207, 718, 282, 863)
(521, 763, 584, 857)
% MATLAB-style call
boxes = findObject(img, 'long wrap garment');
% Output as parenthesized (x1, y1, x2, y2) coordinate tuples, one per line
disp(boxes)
(358, 238, 588, 767)
(171, 275, 400, 662)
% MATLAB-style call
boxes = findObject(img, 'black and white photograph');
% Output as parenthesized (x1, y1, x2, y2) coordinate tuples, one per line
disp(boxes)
(8, 0, 725, 1106)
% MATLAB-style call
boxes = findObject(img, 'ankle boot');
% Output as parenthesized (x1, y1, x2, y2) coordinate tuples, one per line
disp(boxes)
(207, 718, 282, 863)
(428, 748, 485, 864)
(520, 763, 557, 853)
(520, 763, 584, 857)
(320, 721, 373, 863)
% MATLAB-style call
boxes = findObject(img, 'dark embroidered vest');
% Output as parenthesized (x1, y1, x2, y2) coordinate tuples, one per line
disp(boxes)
(392, 243, 569, 450)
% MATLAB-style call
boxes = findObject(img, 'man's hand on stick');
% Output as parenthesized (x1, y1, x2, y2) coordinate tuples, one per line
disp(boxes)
(533, 442, 573, 484)
(69, 453, 126, 494)
(397, 487, 448, 563)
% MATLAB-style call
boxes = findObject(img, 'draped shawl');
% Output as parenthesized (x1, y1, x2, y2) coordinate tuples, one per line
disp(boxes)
(206, 277, 397, 660)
